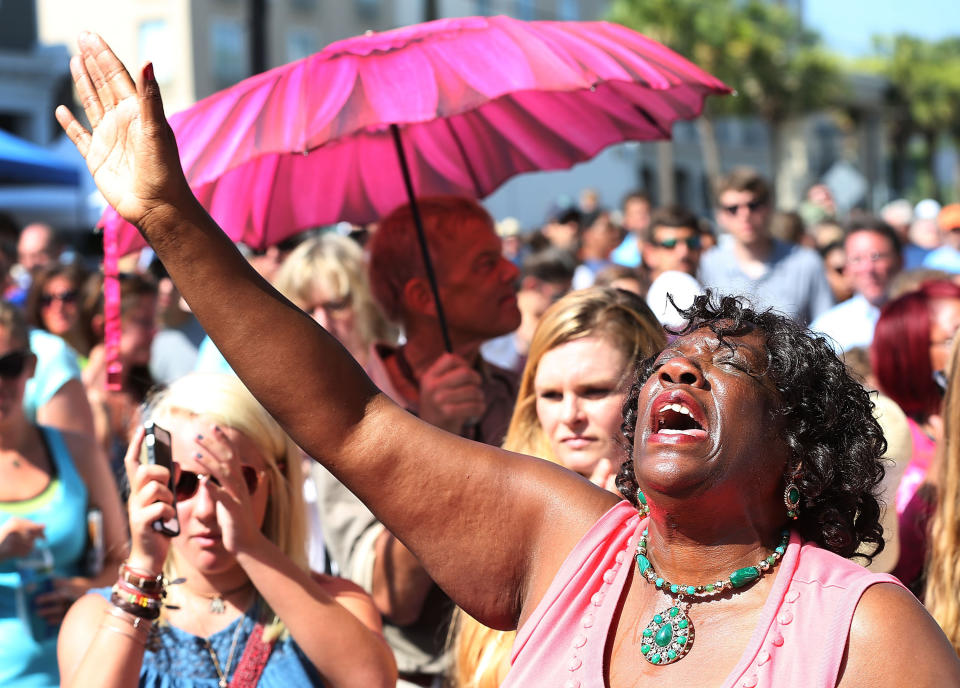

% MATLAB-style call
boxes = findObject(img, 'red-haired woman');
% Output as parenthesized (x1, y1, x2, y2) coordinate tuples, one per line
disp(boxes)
(871, 279, 960, 592)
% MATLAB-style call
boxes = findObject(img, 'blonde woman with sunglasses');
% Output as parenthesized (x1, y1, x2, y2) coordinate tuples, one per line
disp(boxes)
(57, 373, 396, 688)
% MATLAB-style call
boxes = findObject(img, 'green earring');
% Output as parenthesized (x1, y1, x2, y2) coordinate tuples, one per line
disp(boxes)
(637, 488, 650, 516)
(784, 483, 800, 520)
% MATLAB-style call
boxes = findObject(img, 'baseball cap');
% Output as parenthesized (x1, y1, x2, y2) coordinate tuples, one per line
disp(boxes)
(937, 204, 960, 232)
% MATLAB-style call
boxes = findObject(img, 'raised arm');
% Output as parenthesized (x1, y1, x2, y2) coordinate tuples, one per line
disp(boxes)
(57, 33, 616, 628)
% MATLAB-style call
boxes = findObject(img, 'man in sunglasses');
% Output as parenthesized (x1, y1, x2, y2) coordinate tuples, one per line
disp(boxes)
(641, 205, 704, 281)
(698, 168, 833, 326)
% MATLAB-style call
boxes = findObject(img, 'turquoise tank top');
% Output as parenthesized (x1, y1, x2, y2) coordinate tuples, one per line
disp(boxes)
(0, 427, 89, 688)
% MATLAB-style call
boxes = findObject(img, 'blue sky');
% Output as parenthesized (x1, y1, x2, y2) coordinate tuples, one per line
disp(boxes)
(805, 0, 959, 56)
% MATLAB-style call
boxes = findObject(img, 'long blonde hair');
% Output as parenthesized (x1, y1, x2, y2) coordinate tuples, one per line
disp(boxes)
(449, 287, 666, 688)
(502, 287, 667, 464)
(145, 373, 306, 639)
(925, 336, 960, 653)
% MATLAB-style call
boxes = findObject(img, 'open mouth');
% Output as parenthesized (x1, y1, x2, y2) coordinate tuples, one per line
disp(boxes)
(648, 391, 708, 443)
(655, 403, 705, 435)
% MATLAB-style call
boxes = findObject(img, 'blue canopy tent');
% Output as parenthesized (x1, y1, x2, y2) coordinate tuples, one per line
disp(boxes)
(0, 129, 80, 186)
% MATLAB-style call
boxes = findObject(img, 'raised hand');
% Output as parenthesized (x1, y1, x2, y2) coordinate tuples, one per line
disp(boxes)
(124, 425, 176, 575)
(55, 32, 194, 230)
(191, 423, 266, 556)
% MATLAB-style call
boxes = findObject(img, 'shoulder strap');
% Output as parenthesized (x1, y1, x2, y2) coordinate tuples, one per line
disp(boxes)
(229, 622, 275, 688)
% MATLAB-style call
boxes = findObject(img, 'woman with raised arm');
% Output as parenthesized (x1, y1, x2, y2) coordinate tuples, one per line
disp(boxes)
(57, 33, 960, 687)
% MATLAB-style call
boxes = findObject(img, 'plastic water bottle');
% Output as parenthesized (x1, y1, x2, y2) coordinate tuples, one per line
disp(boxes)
(15, 543, 56, 642)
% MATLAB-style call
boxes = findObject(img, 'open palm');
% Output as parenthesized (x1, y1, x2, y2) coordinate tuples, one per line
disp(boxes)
(55, 32, 192, 228)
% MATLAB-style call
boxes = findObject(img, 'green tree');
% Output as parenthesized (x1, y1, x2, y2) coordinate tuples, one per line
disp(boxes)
(608, 0, 843, 202)
(875, 35, 960, 200)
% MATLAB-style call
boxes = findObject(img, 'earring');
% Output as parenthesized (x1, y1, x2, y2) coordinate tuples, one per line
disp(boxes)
(636, 488, 650, 516)
(783, 483, 800, 520)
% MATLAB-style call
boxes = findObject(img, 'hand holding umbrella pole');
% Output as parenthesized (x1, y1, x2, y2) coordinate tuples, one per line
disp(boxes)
(390, 123, 452, 353)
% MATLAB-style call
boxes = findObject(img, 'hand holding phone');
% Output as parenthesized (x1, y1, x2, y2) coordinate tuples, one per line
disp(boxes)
(141, 421, 180, 537)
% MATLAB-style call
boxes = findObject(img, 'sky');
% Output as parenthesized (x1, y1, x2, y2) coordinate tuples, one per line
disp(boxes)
(804, 0, 959, 56)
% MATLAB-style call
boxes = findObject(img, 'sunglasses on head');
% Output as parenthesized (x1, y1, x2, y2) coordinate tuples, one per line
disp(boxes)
(721, 200, 765, 215)
(174, 465, 261, 501)
(40, 290, 79, 307)
(653, 236, 701, 250)
(0, 351, 30, 380)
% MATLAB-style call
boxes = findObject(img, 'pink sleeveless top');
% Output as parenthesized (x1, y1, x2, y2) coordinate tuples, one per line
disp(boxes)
(504, 501, 903, 688)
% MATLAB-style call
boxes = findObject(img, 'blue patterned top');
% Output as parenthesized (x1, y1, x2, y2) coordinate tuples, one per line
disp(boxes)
(92, 590, 325, 687)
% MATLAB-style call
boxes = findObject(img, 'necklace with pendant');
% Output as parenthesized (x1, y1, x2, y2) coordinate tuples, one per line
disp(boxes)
(204, 613, 245, 688)
(184, 581, 253, 614)
(634, 528, 790, 666)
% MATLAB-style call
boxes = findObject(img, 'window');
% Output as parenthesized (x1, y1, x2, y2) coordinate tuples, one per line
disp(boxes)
(211, 18, 248, 91)
(138, 19, 174, 85)
(558, 0, 579, 20)
(515, 0, 534, 20)
(286, 28, 318, 62)
(356, 0, 379, 19)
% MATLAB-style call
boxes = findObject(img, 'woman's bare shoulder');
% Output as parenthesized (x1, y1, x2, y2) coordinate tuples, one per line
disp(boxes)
(839, 582, 960, 687)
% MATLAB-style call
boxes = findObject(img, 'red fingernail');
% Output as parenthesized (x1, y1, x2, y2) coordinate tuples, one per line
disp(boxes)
(144, 63, 154, 82)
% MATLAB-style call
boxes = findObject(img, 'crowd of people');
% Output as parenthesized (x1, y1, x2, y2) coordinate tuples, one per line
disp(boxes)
(2, 30, 960, 687)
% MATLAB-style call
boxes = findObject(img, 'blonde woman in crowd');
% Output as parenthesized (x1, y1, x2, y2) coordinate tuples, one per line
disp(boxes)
(450, 287, 666, 687)
(58, 373, 395, 687)
(925, 337, 960, 655)
(273, 233, 396, 373)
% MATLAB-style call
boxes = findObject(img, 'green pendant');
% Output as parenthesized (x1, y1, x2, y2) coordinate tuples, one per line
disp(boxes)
(641, 604, 695, 665)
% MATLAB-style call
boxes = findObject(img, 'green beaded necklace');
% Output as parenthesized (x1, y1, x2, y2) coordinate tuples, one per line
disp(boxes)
(634, 528, 790, 666)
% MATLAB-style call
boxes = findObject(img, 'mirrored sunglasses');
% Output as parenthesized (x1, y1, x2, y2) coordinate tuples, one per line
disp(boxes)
(0, 350, 30, 380)
(654, 236, 701, 250)
(174, 465, 260, 501)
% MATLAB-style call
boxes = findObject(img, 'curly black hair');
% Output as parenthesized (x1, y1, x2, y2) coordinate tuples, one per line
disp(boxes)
(615, 293, 886, 562)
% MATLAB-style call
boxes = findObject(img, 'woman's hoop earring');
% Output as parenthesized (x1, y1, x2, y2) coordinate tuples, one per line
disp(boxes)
(637, 488, 650, 516)
(783, 483, 800, 520)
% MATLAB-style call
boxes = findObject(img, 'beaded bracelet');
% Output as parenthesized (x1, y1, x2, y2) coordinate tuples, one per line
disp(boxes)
(113, 579, 163, 603)
(111, 587, 162, 620)
(111, 583, 162, 608)
(110, 595, 161, 620)
(119, 563, 164, 593)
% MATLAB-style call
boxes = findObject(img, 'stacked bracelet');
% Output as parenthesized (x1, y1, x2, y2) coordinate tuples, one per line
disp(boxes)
(119, 563, 164, 594)
(110, 561, 166, 621)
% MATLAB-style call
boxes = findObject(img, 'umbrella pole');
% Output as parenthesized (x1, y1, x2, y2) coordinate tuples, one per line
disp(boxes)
(390, 123, 453, 353)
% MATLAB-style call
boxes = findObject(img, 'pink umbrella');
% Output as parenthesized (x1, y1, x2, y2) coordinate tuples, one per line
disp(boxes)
(98, 15, 729, 373)
(102, 15, 730, 255)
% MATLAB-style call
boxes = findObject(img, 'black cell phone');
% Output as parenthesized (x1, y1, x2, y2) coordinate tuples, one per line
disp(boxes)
(142, 421, 180, 537)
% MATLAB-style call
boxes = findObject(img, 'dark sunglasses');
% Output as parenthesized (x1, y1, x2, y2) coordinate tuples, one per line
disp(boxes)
(0, 351, 30, 380)
(40, 290, 79, 307)
(174, 465, 261, 501)
(653, 236, 701, 250)
(721, 200, 765, 215)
